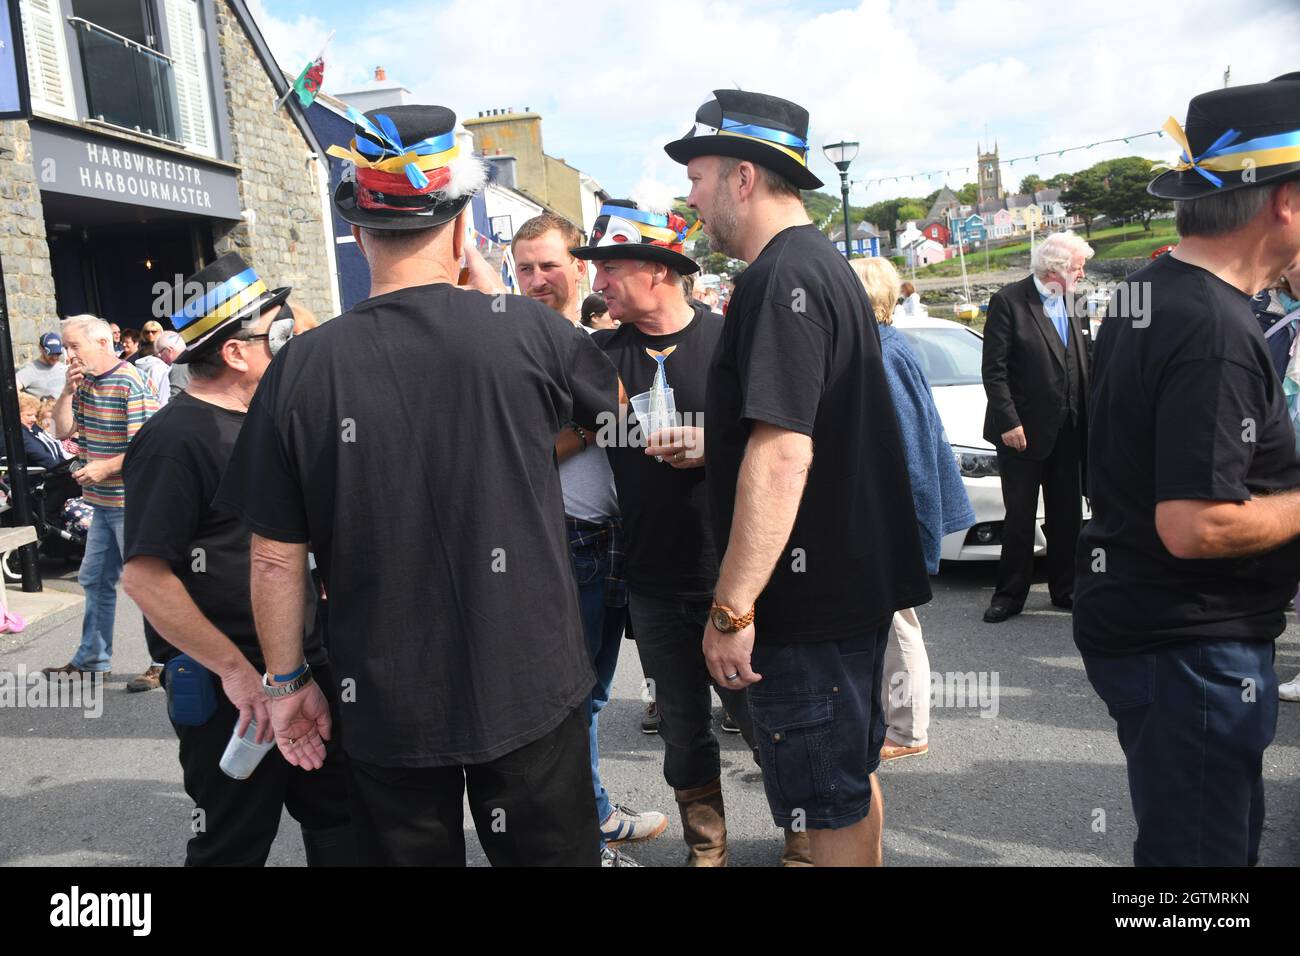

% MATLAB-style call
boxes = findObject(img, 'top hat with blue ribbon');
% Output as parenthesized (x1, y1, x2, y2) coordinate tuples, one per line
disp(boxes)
(570, 200, 700, 275)
(1149, 72, 1300, 201)
(170, 252, 290, 364)
(664, 89, 823, 190)
(329, 104, 484, 230)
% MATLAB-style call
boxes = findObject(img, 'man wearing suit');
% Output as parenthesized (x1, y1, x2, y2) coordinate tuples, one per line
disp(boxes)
(981, 231, 1095, 623)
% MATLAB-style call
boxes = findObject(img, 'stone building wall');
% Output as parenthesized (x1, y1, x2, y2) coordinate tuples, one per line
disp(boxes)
(211, 0, 332, 317)
(0, 121, 61, 365)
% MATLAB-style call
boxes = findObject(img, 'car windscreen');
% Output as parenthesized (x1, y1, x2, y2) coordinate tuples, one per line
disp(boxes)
(897, 326, 985, 386)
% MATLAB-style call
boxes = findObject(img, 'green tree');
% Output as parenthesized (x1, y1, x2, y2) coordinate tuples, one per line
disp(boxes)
(957, 182, 979, 204)
(1061, 164, 1107, 237)
(1018, 174, 1046, 194)
(1046, 173, 1071, 189)
(1097, 156, 1173, 231)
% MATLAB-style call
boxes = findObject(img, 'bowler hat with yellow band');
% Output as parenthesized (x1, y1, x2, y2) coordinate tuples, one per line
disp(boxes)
(570, 200, 700, 275)
(170, 252, 290, 364)
(329, 104, 485, 231)
(1148, 71, 1300, 201)
(664, 89, 823, 190)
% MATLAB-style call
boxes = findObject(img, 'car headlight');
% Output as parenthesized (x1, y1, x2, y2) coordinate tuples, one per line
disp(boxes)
(952, 445, 999, 478)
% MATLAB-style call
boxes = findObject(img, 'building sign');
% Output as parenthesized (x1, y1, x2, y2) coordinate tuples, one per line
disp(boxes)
(0, 0, 30, 119)
(29, 123, 241, 219)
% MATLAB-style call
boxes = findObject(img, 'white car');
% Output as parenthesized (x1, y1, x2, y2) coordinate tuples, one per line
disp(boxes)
(892, 313, 1051, 562)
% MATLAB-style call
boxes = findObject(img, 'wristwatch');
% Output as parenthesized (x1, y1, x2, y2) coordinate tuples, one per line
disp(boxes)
(262, 665, 313, 698)
(710, 602, 755, 633)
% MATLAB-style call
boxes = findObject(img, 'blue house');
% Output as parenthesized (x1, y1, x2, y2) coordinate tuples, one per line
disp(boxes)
(949, 212, 987, 246)
(830, 221, 882, 257)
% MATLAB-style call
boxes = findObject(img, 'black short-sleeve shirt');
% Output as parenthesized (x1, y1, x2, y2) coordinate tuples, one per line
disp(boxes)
(213, 283, 620, 767)
(123, 392, 323, 670)
(594, 300, 720, 600)
(705, 224, 932, 644)
(1075, 254, 1300, 655)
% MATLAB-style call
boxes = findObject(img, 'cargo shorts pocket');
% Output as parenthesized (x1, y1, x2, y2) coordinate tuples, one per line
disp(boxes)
(749, 693, 836, 810)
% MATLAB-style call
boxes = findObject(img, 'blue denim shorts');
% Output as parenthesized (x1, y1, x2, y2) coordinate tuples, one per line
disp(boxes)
(747, 624, 891, 830)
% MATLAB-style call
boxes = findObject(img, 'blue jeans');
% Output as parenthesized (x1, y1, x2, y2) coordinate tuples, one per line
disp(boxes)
(71, 505, 125, 672)
(572, 539, 625, 831)
(1083, 640, 1278, 866)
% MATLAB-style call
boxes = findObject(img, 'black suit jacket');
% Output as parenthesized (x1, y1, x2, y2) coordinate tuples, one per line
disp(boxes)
(981, 273, 1090, 462)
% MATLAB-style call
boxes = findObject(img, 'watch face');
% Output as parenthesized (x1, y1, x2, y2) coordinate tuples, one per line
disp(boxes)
(713, 610, 730, 631)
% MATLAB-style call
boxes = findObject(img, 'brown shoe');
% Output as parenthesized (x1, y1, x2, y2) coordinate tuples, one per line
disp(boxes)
(880, 742, 929, 762)
(674, 778, 727, 867)
(41, 663, 110, 678)
(781, 827, 814, 867)
(127, 664, 164, 693)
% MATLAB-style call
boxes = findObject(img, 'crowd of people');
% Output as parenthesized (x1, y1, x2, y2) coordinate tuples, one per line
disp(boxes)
(13, 71, 1300, 868)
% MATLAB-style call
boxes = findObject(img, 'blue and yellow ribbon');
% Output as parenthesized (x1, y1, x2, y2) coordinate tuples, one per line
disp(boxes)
(1153, 116, 1300, 188)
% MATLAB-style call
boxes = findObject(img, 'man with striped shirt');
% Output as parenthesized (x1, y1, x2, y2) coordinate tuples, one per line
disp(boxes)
(43, 315, 159, 682)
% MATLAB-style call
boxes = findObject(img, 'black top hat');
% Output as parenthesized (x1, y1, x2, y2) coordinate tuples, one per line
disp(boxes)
(1148, 72, 1300, 201)
(570, 200, 700, 275)
(329, 105, 484, 231)
(170, 252, 290, 364)
(664, 89, 823, 190)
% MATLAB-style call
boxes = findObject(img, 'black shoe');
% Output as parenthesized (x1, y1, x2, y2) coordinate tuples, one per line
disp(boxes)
(983, 602, 1021, 623)
(1051, 595, 1073, 610)
(641, 701, 661, 735)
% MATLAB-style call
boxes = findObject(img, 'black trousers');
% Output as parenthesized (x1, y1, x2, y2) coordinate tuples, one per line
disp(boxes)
(993, 419, 1082, 606)
(168, 663, 352, 867)
(346, 706, 600, 866)
(629, 590, 756, 791)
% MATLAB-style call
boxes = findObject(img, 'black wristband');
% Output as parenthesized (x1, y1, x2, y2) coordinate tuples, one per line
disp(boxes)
(570, 423, 588, 451)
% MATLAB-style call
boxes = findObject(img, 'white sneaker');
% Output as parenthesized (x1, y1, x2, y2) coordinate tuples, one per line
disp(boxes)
(600, 804, 669, 844)
(600, 846, 642, 867)
(1279, 674, 1300, 702)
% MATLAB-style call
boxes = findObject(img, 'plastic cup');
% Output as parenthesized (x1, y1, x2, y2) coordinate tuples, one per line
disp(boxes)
(219, 717, 276, 780)
(628, 388, 679, 458)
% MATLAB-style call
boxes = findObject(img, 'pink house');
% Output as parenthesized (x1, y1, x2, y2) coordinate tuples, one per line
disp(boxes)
(990, 208, 1014, 239)
(914, 238, 947, 267)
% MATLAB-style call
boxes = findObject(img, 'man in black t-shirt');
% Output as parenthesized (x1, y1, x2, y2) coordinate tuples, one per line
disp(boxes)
(121, 254, 353, 866)
(574, 199, 802, 865)
(666, 90, 931, 866)
(1076, 73, 1300, 866)
(213, 105, 620, 867)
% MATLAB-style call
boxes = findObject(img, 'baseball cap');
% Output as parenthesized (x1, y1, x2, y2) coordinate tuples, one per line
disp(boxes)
(40, 332, 63, 355)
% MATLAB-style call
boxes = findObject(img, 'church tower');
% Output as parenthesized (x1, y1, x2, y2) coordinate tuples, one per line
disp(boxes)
(977, 141, 1004, 204)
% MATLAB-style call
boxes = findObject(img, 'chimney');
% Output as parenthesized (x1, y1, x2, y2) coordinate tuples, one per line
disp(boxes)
(486, 155, 518, 190)
(374, 66, 387, 82)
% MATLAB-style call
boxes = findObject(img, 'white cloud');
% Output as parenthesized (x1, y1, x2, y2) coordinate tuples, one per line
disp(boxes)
(249, 0, 1300, 201)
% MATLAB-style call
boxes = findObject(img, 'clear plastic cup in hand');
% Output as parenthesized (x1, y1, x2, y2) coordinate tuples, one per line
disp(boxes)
(219, 717, 276, 780)
(629, 388, 678, 460)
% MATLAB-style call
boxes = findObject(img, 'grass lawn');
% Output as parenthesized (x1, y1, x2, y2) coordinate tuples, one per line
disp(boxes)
(908, 222, 1178, 277)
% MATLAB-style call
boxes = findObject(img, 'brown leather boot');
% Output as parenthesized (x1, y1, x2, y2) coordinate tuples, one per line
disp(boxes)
(674, 778, 727, 867)
(781, 827, 814, 866)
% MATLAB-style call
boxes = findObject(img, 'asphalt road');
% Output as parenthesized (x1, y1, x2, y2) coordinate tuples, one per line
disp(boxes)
(2, 560, 1298, 867)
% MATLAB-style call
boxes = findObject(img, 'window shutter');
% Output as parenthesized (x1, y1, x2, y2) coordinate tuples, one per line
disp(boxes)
(18, 0, 75, 119)
(164, 0, 215, 156)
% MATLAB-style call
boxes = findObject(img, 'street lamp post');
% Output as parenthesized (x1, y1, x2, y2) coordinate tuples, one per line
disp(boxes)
(823, 136, 860, 259)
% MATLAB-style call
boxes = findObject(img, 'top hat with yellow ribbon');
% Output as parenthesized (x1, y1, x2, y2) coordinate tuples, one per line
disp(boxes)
(664, 89, 823, 190)
(169, 252, 290, 364)
(329, 105, 486, 231)
(570, 200, 700, 275)
(1149, 72, 1300, 201)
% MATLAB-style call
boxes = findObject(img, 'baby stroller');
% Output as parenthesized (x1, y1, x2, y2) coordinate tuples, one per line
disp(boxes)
(0, 455, 88, 581)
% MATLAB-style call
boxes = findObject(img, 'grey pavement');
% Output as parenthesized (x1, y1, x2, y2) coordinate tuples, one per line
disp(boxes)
(1, 560, 1297, 867)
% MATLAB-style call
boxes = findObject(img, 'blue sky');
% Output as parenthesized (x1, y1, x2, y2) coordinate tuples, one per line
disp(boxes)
(251, 0, 1298, 204)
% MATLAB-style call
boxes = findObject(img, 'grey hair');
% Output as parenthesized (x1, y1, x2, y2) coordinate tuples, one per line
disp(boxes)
(60, 314, 113, 346)
(1031, 231, 1094, 280)
(156, 331, 185, 353)
(1174, 180, 1287, 237)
